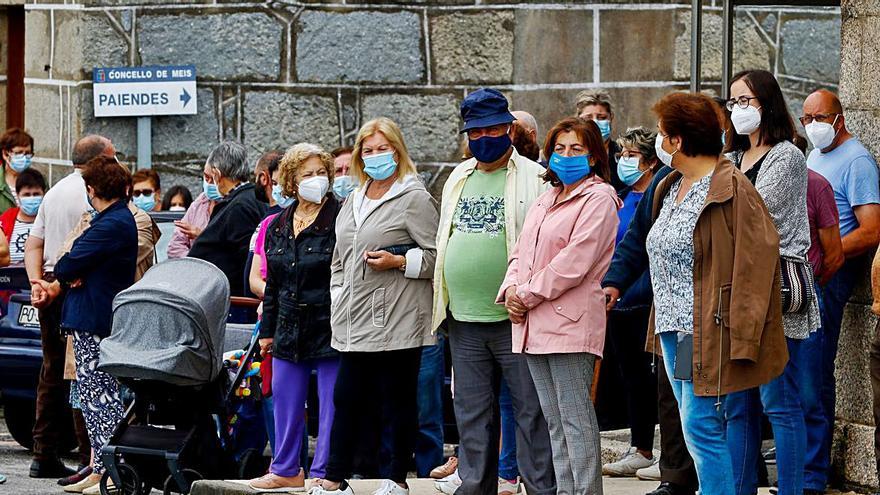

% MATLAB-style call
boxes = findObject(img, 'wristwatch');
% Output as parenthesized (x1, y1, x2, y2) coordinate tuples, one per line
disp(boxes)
(398, 255, 407, 272)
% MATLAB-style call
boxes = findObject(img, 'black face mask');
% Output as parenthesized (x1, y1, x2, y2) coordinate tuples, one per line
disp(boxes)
(254, 173, 270, 204)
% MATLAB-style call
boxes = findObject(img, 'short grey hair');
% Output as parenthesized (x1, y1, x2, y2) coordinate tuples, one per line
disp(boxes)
(207, 141, 250, 182)
(617, 127, 658, 163)
(511, 110, 539, 136)
(575, 90, 613, 115)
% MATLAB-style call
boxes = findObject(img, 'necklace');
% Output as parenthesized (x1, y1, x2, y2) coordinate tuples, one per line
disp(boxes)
(293, 203, 322, 236)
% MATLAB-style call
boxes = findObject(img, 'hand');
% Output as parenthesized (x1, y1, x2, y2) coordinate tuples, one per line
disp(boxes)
(604, 286, 621, 311)
(30, 279, 62, 308)
(365, 251, 405, 272)
(504, 286, 528, 321)
(174, 221, 203, 240)
(258, 337, 274, 357)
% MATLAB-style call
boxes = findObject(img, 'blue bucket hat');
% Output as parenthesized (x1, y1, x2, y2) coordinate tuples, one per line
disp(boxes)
(460, 88, 516, 133)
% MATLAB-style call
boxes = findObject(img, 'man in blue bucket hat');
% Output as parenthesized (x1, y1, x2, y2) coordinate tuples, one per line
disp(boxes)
(431, 88, 556, 495)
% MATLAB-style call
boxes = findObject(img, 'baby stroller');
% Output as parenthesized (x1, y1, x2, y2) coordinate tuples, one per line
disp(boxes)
(97, 258, 252, 495)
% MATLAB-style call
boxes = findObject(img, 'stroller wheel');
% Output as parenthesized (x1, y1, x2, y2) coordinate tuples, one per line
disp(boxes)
(162, 468, 202, 495)
(100, 464, 143, 495)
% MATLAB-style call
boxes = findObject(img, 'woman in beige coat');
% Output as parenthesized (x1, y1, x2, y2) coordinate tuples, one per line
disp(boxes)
(311, 117, 438, 495)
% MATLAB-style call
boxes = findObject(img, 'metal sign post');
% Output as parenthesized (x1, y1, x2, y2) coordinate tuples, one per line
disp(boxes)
(92, 65, 197, 170)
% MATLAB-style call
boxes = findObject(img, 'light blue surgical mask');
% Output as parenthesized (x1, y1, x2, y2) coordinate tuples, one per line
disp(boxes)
(333, 175, 357, 199)
(133, 194, 156, 212)
(549, 153, 591, 185)
(617, 156, 645, 187)
(9, 154, 32, 173)
(203, 179, 223, 201)
(272, 184, 294, 209)
(594, 119, 612, 141)
(362, 152, 398, 181)
(19, 195, 42, 216)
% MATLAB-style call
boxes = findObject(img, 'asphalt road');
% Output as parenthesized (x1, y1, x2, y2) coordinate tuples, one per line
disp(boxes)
(0, 416, 84, 495)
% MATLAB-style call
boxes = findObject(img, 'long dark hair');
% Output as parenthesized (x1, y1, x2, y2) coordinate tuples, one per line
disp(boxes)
(727, 69, 796, 152)
(541, 118, 611, 186)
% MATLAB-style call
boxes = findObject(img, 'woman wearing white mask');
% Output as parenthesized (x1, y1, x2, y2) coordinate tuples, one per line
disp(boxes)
(249, 143, 341, 491)
(725, 69, 818, 495)
(311, 118, 439, 495)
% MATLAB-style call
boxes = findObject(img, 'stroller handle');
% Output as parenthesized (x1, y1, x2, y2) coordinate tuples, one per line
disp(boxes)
(229, 296, 261, 308)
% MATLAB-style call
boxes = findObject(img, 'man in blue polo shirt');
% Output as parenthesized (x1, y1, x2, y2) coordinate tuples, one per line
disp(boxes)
(803, 89, 880, 494)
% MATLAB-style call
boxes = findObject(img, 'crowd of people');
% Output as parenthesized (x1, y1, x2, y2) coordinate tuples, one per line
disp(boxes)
(6, 67, 880, 495)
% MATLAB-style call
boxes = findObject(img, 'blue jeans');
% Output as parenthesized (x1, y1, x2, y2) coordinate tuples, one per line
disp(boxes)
(415, 337, 446, 477)
(498, 379, 519, 481)
(659, 332, 734, 495)
(817, 260, 859, 483)
(726, 337, 806, 495)
(802, 291, 830, 491)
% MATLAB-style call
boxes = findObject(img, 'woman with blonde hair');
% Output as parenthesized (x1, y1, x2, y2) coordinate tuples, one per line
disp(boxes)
(248, 143, 341, 491)
(310, 118, 439, 495)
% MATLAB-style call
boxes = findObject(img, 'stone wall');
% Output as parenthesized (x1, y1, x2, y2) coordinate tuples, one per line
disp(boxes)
(20, 0, 840, 194)
(833, 1, 880, 491)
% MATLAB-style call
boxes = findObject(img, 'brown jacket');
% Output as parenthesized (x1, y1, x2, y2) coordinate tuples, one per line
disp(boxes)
(647, 157, 788, 398)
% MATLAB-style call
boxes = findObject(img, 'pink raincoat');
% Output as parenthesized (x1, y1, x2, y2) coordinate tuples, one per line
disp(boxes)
(496, 175, 621, 356)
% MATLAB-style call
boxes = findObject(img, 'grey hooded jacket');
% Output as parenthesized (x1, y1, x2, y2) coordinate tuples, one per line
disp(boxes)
(330, 174, 439, 352)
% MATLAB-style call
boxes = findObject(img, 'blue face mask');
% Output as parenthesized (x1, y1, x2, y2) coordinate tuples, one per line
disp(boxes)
(333, 175, 357, 198)
(617, 156, 645, 187)
(133, 194, 156, 212)
(549, 153, 591, 185)
(363, 152, 398, 181)
(594, 119, 612, 141)
(85, 191, 97, 217)
(469, 134, 512, 164)
(203, 179, 223, 201)
(9, 154, 32, 173)
(272, 184, 294, 209)
(721, 129, 727, 147)
(19, 196, 42, 216)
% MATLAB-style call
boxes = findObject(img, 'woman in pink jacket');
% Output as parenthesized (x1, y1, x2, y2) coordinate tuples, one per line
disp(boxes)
(498, 117, 620, 495)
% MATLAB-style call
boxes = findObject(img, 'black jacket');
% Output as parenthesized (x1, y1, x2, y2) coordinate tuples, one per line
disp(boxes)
(188, 183, 267, 296)
(602, 165, 673, 307)
(259, 195, 341, 363)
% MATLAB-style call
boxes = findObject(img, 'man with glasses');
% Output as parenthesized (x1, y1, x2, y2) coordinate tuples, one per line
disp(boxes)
(432, 88, 555, 495)
(802, 89, 880, 493)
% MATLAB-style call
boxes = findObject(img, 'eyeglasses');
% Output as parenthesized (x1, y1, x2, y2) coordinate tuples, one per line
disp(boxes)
(799, 113, 839, 126)
(615, 151, 643, 161)
(466, 125, 510, 140)
(132, 189, 154, 197)
(725, 96, 760, 112)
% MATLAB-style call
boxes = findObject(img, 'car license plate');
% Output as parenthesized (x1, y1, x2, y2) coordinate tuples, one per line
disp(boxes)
(18, 304, 40, 327)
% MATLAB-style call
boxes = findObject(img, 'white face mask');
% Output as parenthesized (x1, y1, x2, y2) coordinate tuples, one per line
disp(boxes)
(297, 176, 330, 204)
(805, 115, 840, 151)
(655, 133, 677, 167)
(731, 105, 762, 135)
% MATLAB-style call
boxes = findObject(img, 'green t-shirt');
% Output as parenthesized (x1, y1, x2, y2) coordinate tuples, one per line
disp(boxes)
(444, 167, 509, 322)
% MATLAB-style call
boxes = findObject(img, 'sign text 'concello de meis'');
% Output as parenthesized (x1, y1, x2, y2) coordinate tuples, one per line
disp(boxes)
(92, 65, 197, 118)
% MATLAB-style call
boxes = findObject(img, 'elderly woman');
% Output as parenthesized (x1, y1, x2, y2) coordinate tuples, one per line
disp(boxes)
(601, 127, 664, 477)
(166, 165, 221, 258)
(646, 92, 786, 495)
(499, 117, 619, 495)
(188, 141, 267, 298)
(248, 144, 341, 491)
(53, 156, 137, 490)
(310, 118, 438, 495)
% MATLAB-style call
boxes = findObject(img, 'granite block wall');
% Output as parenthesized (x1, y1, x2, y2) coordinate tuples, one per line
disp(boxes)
(19, 0, 840, 195)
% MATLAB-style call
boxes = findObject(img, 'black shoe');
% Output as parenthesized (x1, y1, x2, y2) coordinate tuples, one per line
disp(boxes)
(29, 458, 76, 479)
(769, 488, 778, 495)
(58, 465, 92, 486)
(646, 482, 695, 495)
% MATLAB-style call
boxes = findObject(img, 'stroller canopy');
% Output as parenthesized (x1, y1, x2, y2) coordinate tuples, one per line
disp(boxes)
(99, 257, 231, 387)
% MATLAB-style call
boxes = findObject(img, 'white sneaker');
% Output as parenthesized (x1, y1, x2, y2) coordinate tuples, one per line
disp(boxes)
(372, 479, 408, 495)
(308, 481, 355, 495)
(498, 477, 521, 495)
(635, 457, 662, 481)
(435, 470, 461, 494)
(602, 447, 655, 477)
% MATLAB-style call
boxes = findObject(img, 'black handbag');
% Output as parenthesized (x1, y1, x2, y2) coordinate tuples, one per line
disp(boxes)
(780, 256, 815, 314)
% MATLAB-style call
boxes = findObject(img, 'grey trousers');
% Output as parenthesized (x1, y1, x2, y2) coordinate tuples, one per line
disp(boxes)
(527, 353, 602, 495)
(447, 317, 556, 495)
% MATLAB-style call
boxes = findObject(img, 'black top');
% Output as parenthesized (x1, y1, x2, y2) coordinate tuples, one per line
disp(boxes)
(259, 195, 341, 363)
(188, 183, 268, 296)
(736, 151, 770, 185)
